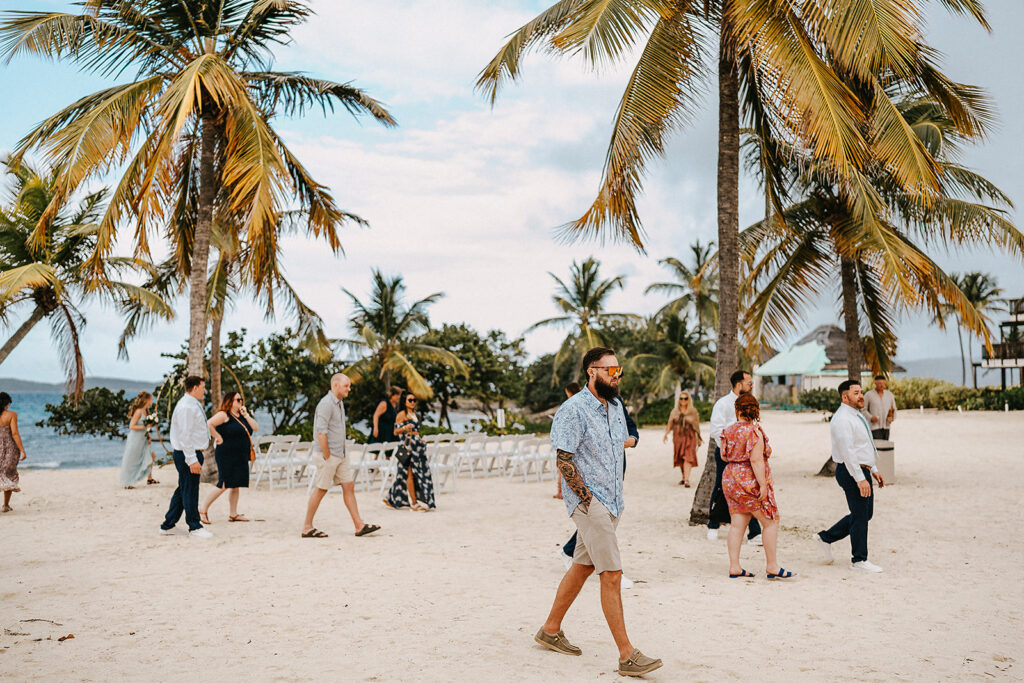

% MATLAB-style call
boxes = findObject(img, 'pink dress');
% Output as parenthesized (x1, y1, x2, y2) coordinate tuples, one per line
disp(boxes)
(720, 422, 778, 520)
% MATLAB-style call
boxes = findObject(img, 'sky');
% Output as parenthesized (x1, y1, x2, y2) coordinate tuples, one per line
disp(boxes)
(0, 0, 1021, 384)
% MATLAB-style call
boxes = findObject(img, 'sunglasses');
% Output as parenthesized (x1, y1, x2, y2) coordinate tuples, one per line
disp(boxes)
(592, 365, 623, 379)
(680, 397, 690, 401)
(407, 397, 417, 403)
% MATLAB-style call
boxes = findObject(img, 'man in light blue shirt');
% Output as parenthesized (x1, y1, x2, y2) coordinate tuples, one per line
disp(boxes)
(534, 347, 661, 678)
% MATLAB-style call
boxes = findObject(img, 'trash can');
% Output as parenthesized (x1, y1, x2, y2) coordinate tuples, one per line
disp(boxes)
(874, 440, 895, 484)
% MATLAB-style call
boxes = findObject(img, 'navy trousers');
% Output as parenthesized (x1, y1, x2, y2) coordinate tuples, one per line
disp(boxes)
(707, 444, 761, 538)
(162, 450, 204, 531)
(820, 464, 874, 563)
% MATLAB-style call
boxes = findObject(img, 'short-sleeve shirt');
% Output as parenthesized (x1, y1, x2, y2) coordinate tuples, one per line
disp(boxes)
(313, 392, 347, 458)
(550, 388, 627, 518)
(862, 389, 896, 428)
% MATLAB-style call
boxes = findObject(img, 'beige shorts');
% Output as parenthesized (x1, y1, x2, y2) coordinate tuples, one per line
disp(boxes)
(313, 454, 353, 489)
(571, 497, 621, 573)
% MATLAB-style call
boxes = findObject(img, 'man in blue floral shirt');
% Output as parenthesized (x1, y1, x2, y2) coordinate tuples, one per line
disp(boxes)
(533, 347, 662, 678)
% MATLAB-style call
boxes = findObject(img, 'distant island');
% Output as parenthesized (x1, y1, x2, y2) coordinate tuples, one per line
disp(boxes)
(0, 377, 158, 394)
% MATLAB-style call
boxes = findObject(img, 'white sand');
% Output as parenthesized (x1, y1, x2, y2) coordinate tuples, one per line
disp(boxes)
(3, 410, 1022, 681)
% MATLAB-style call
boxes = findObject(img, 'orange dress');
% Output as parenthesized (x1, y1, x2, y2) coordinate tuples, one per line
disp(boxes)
(671, 418, 699, 468)
(720, 422, 778, 520)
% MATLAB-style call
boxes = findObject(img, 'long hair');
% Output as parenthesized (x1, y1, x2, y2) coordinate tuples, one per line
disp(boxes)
(0, 392, 10, 414)
(399, 390, 418, 418)
(219, 391, 241, 414)
(128, 391, 152, 419)
(669, 391, 699, 426)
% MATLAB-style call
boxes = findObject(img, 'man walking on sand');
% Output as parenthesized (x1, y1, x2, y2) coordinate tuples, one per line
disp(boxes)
(862, 374, 896, 440)
(301, 373, 380, 539)
(706, 370, 762, 545)
(160, 375, 212, 538)
(534, 347, 661, 678)
(815, 379, 886, 572)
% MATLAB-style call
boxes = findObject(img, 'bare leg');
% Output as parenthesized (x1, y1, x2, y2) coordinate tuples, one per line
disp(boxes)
(340, 481, 366, 531)
(727, 513, 751, 574)
(228, 488, 240, 517)
(303, 487, 328, 533)
(201, 486, 225, 516)
(682, 462, 692, 485)
(3, 490, 11, 508)
(753, 512, 780, 573)
(407, 469, 418, 506)
(599, 570, 635, 659)
(542, 562, 594, 634)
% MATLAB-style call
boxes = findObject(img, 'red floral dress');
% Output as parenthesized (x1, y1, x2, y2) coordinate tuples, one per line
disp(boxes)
(720, 421, 778, 520)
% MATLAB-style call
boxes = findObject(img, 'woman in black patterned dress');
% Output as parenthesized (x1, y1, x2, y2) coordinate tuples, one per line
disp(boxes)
(383, 392, 436, 511)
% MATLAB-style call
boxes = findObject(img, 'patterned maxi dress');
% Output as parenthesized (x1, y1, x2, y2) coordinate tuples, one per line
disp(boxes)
(0, 425, 19, 492)
(720, 421, 779, 520)
(384, 416, 436, 509)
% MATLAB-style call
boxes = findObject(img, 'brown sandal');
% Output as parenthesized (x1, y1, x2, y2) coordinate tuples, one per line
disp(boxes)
(199, 512, 211, 525)
(228, 514, 250, 522)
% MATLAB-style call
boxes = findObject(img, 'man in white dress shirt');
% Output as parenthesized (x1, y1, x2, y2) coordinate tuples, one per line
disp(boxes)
(705, 370, 761, 543)
(160, 375, 212, 538)
(815, 379, 886, 572)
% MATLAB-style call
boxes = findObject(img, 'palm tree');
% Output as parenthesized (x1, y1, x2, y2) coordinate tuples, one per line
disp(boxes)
(0, 0, 397, 376)
(343, 271, 466, 398)
(0, 157, 171, 397)
(629, 313, 714, 398)
(527, 257, 639, 376)
(956, 272, 1003, 387)
(478, 0, 990, 405)
(739, 98, 1022, 382)
(645, 240, 718, 338)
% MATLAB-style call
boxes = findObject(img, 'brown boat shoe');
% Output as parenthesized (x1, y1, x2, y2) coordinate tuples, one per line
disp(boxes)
(534, 628, 582, 656)
(618, 649, 663, 677)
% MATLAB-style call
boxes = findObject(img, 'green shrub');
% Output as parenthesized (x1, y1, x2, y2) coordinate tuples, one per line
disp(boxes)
(470, 412, 552, 436)
(419, 424, 455, 437)
(636, 397, 712, 425)
(890, 377, 953, 409)
(889, 378, 1023, 410)
(798, 388, 840, 412)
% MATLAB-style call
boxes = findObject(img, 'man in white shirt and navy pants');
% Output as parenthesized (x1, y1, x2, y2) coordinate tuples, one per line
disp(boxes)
(816, 379, 885, 572)
(706, 370, 761, 543)
(160, 375, 213, 538)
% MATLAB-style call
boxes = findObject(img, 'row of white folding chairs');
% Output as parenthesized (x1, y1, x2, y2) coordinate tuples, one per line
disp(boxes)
(504, 436, 555, 483)
(251, 434, 300, 490)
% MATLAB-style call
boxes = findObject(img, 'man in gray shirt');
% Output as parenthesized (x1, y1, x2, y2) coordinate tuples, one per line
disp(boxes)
(862, 375, 897, 440)
(301, 373, 379, 538)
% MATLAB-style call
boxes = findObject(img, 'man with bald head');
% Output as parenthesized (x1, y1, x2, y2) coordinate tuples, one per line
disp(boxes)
(301, 373, 380, 538)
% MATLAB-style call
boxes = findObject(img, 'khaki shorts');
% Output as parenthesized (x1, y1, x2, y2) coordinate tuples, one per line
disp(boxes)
(571, 497, 621, 573)
(313, 454, 354, 489)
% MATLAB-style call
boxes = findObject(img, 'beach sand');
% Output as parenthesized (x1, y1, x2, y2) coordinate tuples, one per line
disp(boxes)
(3, 410, 1022, 681)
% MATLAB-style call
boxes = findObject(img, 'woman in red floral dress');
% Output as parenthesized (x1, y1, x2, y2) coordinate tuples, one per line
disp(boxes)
(719, 394, 793, 579)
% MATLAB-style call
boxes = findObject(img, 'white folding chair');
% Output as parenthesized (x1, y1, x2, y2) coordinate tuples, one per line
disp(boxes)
(252, 435, 299, 488)
(429, 442, 458, 494)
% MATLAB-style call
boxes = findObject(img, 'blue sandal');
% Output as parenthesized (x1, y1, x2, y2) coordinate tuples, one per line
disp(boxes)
(767, 568, 795, 579)
(729, 569, 755, 578)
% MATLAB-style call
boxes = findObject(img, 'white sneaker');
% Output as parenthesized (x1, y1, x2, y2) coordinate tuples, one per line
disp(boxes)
(621, 576, 635, 589)
(851, 560, 883, 573)
(560, 549, 573, 570)
(747, 534, 763, 546)
(814, 533, 834, 563)
(159, 528, 175, 536)
(706, 528, 719, 541)
(189, 528, 213, 539)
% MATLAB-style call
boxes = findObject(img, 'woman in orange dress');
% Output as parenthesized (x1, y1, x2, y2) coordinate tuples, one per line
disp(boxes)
(663, 393, 701, 486)
(719, 394, 793, 579)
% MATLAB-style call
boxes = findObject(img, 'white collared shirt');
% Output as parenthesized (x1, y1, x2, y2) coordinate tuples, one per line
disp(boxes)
(709, 391, 739, 441)
(830, 403, 879, 482)
(169, 394, 209, 464)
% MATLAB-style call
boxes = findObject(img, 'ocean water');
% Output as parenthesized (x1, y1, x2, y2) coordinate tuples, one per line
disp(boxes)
(9, 392, 486, 470)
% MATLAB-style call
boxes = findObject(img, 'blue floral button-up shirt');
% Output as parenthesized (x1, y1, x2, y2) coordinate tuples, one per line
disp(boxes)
(550, 388, 627, 518)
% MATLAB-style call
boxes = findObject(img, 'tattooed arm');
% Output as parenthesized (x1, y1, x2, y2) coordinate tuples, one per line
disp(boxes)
(556, 449, 592, 510)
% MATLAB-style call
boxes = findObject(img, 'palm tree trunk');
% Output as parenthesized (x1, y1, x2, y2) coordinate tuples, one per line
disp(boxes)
(840, 257, 863, 382)
(956, 326, 966, 386)
(0, 305, 45, 366)
(689, 44, 740, 526)
(201, 313, 223, 485)
(186, 109, 218, 377)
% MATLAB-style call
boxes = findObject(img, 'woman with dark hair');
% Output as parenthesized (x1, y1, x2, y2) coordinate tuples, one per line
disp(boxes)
(719, 394, 793, 579)
(383, 391, 435, 511)
(0, 392, 27, 512)
(120, 391, 156, 488)
(371, 386, 402, 443)
(199, 391, 258, 523)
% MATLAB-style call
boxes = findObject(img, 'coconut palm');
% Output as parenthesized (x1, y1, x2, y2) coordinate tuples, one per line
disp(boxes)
(478, 0, 991, 405)
(645, 240, 718, 338)
(342, 271, 466, 398)
(528, 257, 639, 376)
(739, 98, 1022, 382)
(0, 157, 172, 397)
(955, 271, 1003, 387)
(629, 312, 714, 398)
(0, 0, 397, 376)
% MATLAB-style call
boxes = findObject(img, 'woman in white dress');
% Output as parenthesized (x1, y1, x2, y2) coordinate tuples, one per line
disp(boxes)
(120, 392, 156, 488)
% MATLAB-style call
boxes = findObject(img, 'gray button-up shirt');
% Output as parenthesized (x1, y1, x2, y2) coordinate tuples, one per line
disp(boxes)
(313, 392, 347, 458)
(550, 388, 627, 517)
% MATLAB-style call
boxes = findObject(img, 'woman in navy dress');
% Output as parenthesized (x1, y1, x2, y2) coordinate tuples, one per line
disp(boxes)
(200, 391, 258, 523)
(383, 392, 436, 511)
